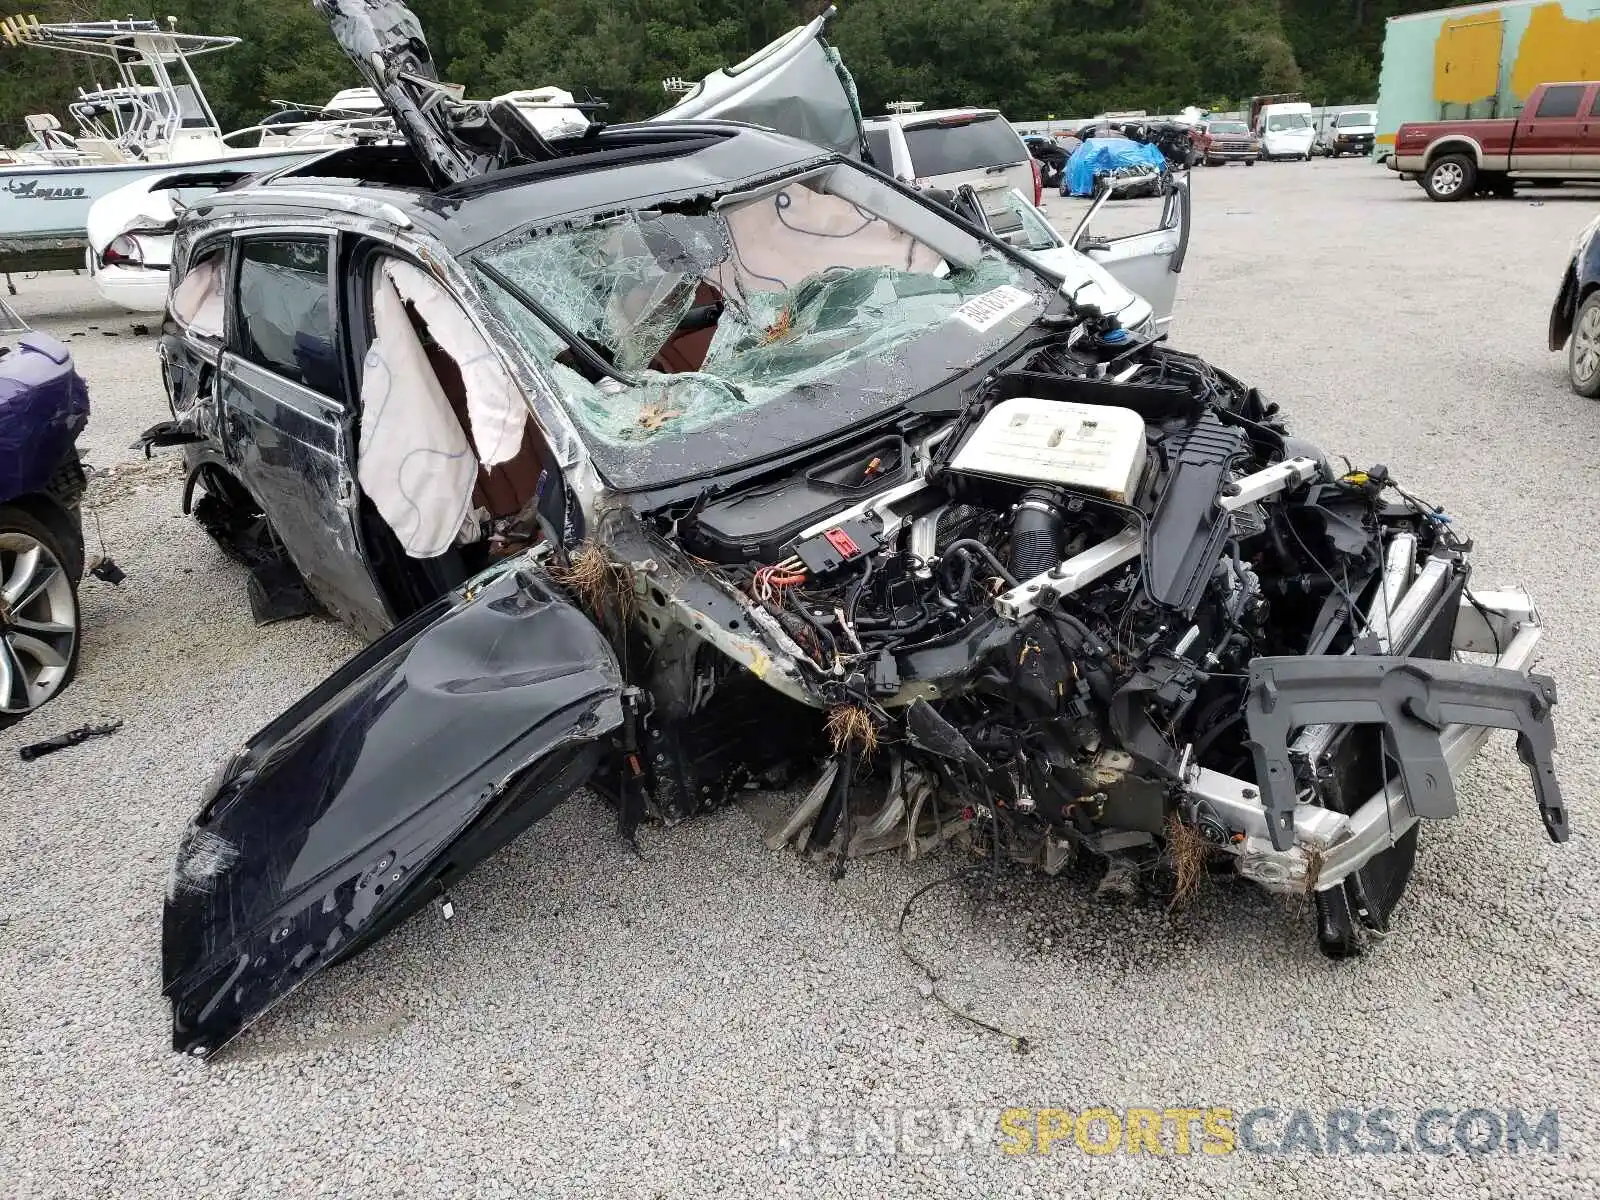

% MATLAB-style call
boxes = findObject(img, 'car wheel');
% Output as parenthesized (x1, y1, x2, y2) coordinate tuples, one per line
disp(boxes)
(1245, 158, 1255, 166)
(1423, 153, 1475, 200)
(0, 504, 83, 728)
(1568, 292, 1600, 397)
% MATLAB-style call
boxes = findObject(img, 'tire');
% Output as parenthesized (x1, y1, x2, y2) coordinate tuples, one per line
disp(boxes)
(1245, 158, 1255, 166)
(1204, 156, 1220, 167)
(1422, 152, 1475, 200)
(1567, 291, 1600, 397)
(0, 503, 84, 728)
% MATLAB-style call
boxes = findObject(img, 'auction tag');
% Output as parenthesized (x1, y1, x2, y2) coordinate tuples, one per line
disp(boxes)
(951, 284, 1033, 332)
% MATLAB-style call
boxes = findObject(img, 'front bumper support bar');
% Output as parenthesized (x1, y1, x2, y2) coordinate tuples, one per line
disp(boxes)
(1244, 656, 1565, 850)
(1185, 589, 1562, 895)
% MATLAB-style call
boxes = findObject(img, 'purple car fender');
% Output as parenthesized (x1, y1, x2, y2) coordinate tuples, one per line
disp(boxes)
(0, 332, 90, 504)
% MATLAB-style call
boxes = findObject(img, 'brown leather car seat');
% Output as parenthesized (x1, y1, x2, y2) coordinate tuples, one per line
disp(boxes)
(410, 303, 544, 520)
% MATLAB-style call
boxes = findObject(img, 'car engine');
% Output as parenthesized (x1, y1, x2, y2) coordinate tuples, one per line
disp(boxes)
(602, 326, 1563, 958)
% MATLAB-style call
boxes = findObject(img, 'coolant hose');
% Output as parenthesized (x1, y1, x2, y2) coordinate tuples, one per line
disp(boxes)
(1009, 488, 1066, 581)
(940, 539, 1019, 590)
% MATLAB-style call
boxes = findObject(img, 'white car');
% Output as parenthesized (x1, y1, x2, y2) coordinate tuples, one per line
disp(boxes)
(1257, 101, 1317, 161)
(83, 170, 207, 312)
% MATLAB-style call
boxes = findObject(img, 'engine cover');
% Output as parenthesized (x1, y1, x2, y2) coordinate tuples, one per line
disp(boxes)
(949, 397, 1146, 501)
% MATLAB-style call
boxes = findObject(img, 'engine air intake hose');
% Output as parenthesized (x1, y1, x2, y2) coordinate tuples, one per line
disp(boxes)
(1009, 488, 1066, 581)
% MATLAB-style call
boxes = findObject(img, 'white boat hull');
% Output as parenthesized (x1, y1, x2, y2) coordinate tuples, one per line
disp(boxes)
(0, 146, 314, 259)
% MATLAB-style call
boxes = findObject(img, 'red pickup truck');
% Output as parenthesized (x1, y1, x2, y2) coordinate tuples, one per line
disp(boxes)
(1392, 80, 1600, 201)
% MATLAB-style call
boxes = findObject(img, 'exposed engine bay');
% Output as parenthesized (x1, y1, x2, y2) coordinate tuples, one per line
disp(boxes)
(587, 327, 1567, 959)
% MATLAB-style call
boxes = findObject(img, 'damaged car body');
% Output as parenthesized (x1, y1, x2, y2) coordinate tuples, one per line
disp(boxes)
(157, 0, 1566, 1057)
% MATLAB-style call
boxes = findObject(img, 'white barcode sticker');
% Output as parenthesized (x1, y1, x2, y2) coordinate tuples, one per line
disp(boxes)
(951, 284, 1034, 332)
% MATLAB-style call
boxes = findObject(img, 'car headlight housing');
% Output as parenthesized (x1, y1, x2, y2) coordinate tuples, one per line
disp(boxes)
(103, 234, 144, 267)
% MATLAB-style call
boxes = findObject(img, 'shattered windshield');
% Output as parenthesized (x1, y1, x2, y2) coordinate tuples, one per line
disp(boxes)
(476, 163, 1052, 489)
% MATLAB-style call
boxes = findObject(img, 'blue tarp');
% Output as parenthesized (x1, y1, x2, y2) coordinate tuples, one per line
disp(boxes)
(1063, 138, 1167, 196)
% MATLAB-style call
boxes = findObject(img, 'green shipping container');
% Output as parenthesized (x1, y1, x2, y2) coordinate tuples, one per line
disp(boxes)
(1375, 0, 1600, 160)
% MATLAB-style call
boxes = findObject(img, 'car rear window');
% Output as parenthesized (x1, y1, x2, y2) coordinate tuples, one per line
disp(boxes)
(864, 127, 893, 172)
(902, 114, 1024, 176)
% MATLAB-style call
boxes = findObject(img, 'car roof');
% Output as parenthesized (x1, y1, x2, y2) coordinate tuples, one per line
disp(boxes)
(184, 122, 832, 255)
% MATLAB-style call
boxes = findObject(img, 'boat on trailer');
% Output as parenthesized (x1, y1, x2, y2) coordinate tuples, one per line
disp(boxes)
(0, 16, 390, 273)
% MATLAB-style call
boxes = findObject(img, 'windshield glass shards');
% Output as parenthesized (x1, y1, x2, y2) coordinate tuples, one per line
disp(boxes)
(476, 164, 1047, 488)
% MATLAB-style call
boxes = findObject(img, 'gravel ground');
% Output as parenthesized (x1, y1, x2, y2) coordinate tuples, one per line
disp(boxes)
(2, 160, 1596, 1198)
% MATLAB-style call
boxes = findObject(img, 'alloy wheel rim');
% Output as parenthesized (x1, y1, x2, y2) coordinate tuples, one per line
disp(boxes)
(1575, 307, 1600, 383)
(0, 531, 77, 714)
(1432, 162, 1463, 194)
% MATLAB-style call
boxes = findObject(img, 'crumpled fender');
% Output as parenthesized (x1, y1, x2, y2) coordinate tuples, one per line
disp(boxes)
(161, 564, 622, 1056)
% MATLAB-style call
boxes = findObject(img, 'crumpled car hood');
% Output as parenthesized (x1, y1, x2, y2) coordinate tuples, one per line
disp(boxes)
(161, 566, 622, 1056)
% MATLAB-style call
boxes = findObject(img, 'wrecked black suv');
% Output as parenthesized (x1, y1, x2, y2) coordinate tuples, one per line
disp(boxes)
(156, 2, 1566, 1057)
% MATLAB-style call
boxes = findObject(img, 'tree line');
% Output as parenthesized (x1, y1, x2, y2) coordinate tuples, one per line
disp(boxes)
(0, 0, 1442, 145)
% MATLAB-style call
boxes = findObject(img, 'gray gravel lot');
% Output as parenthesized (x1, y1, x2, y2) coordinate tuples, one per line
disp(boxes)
(2, 159, 1597, 1198)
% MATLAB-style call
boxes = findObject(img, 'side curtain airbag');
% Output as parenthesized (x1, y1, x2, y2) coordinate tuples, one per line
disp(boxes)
(358, 262, 477, 558)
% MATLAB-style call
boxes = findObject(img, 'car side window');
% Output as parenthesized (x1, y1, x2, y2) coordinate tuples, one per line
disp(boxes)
(1587, 92, 1600, 119)
(233, 236, 340, 398)
(1535, 85, 1585, 119)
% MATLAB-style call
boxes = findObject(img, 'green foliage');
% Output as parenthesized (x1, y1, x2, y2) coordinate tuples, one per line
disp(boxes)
(0, 0, 1453, 145)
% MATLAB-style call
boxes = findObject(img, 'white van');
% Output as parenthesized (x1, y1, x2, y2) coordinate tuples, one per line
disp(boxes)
(1256, 101, 1316, 161)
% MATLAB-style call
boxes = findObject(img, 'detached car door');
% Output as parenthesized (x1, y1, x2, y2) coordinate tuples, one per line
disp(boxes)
(1070, 175, 1190, 335)
(162, 566, 624, 1057)
(650, 8, 866, 160)
(218, 233, 394, 640)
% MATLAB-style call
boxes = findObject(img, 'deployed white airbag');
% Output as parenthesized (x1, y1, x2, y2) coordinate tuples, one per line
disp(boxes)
(714, 181, 944, 296)
(358, 258, 528, 558)
(171, 253, 224, 337)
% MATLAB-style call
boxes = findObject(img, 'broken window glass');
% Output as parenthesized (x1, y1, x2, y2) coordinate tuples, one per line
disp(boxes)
(475, 167, 1040, 456)
(170, 249, 224, 338)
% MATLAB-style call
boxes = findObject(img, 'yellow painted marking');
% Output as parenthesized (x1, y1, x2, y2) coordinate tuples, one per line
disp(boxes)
(1435, 11, 1504, 105)
(1512, 3, 1600, 100)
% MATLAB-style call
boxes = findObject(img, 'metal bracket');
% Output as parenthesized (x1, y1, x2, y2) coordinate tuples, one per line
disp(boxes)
(1245, 655, 1566, 851)
(1218, 456, 1321, 512)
